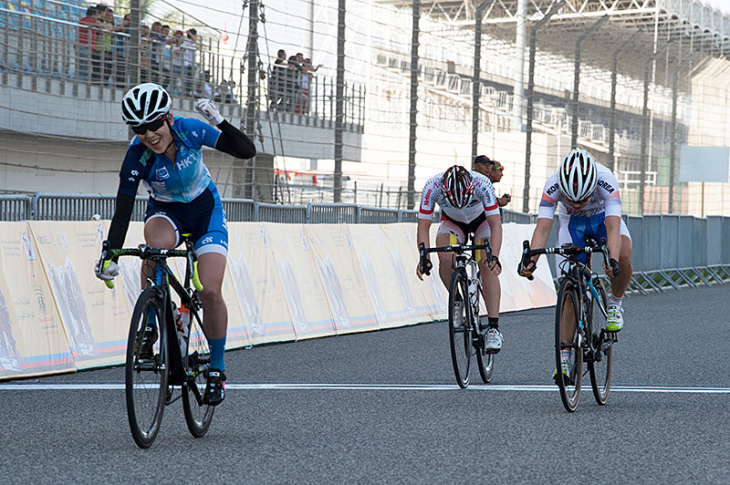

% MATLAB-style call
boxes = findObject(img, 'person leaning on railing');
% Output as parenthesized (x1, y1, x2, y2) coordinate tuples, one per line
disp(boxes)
(95, 83, 256, 405)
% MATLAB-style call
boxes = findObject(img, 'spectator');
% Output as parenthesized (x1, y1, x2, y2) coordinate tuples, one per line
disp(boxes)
(296, 57, 322, 114)
(90, 4, 112, 84)
(285, 54, 301, 112)
(269, 49, 287, 110)
(182, 28, 198, 96)
(170, 29, 185, 95)
(200, 70, 213, 100)
(149, 21, 165, 83)
(100, 7, 120, 86)
(139, 24, 151, 83)
(77, 6, 99, 82)
(473, 155, 511, 207)
(114, 13, 131, 88)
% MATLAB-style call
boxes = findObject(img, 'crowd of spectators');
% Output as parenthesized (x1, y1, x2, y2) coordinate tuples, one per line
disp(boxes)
(76, 4, 235, 101)
(269, 49, 322, 114)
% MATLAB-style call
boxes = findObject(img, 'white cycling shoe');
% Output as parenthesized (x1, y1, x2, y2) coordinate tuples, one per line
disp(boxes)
(484, 328, 504, 353)
(606, 305, 624, 332)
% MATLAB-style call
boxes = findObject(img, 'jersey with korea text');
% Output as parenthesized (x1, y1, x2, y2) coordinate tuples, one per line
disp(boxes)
(419, 171, 499, 224)
(118, 117, 221, 203)
(537, 163, 622, 220)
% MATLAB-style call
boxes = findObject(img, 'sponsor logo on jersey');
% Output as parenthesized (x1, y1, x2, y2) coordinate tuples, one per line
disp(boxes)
(155, 166, 170, 180)
(597, 180, 615, 193)
(546, 183, 559, 196)
(177, 155, 195, 170)
(200, 236, 214, 245)
(423, 188, 432, 206)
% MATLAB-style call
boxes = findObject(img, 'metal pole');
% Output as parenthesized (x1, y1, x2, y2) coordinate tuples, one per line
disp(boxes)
(334, 0, 346, 202)
(244, 0, 259, 199)
(129, 0, 140, 86)
(407, 0, 420, 208)
(522, 0, 564, 213)
(570, 15, 607, 149)
(608, 29, 641, 172)
(471, 1, 491, 165)
(639, 40, 671, 214)
(512, 0, 526, 132)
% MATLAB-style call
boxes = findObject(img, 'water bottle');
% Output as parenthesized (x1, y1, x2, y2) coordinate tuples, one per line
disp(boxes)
(175, 305, 190, 357)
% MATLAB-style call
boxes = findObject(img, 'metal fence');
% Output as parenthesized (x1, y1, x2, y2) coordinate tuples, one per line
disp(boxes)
(3, 193, 729, 292)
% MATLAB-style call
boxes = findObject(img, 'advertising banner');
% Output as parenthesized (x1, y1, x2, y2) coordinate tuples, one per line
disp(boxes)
(304, 225, 379, 334)
(266, 224, 337, 339)
(0, 222, 75, 379)
(228, 223, 296, 345)
(28, 221, 130, 369)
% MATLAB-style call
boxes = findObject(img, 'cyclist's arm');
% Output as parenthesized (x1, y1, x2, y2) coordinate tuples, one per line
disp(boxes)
(417, 218, 431, 250)
(529, 218, 553, 264)
(106, 192, 136, 260)
(214, 120, 257, 159)
(605, 215, 622, 262)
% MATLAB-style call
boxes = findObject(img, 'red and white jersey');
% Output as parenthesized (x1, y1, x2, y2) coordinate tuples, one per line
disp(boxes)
(538, 163, 622, 221)
(419, 171, 499, 224)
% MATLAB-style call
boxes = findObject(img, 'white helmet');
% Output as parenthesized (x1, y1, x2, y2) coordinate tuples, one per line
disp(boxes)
(558, 149, 598, 202)
(121, 83, 171, 126)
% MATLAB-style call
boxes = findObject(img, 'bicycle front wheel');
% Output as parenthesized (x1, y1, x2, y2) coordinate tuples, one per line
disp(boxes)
(588, 281, 612, 405)
(448, 271, 472, 389)
(555, 279, 583, 413)
(126, 287, 168, 448)
(182, 309, 215, 437)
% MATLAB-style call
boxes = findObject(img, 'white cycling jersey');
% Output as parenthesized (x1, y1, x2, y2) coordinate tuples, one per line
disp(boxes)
(537, 163, 622, 221)
(419, 171, 499, 223)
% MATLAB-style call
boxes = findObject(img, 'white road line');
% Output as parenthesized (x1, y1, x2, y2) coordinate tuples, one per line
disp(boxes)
(1, 382, 730, 393)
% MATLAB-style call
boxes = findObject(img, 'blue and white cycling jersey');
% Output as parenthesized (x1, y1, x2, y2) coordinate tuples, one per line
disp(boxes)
(118, 116, 220, 203)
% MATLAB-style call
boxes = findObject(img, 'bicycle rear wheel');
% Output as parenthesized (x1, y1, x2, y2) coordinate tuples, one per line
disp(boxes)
(126, 287, 168, 448)
(182, 309, 215, 437)
(555, 279, 583, 412)
(448, 271, 472, 389)
(588, 282, 612, 405)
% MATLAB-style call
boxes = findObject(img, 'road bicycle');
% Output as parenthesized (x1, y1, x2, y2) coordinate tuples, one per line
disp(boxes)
(420, 240, 495, 388)
(519, 236, 618, 412)
(98, 239, 214, 448)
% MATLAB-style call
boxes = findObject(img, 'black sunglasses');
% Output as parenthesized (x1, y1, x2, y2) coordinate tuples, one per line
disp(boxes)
(131, 116, 167, 135)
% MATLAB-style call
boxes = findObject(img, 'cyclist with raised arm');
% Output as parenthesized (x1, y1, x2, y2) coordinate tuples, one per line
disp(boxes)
(519, 149, 633, 337)
(416, 165, 504, 352)
(94, 83, 256, 405)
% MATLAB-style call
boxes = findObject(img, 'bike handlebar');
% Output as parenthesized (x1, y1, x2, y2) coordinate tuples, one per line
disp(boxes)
(519, 237, 612, 281)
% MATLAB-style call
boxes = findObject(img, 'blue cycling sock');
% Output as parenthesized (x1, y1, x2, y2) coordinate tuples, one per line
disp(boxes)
(208, 336, 226, 372)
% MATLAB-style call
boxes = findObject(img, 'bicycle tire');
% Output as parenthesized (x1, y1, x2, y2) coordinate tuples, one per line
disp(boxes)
(125, 287, 168, 448)
(182, 308, 215, 437)
(448, 270, 472, 389)
(588, 281, 612, 405)
(555, 278, 582, 413)
(475, 298, 494, 383)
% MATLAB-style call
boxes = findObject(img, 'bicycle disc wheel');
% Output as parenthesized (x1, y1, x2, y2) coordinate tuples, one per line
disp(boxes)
(588, 282, 612, 405)
(448, 271, 472, 389)
(182, 309, 215, 437)
(555, 279, 583, 413)
(126, 287, 168, 448)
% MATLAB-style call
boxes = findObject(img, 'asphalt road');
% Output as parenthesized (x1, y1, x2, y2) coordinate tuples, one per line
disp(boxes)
(2, 284, 730, 484)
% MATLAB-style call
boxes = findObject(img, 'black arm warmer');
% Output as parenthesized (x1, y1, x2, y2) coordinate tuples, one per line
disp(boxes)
(215, 120, 257, 159)
(106, 192, 136, 257)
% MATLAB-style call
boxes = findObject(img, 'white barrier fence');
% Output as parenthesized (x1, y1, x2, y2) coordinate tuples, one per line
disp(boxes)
(0, 221, 555, 381)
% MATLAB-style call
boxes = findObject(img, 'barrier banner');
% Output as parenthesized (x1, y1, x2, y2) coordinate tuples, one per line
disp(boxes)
(347, 224, 421, 328)
(266, 224, 337, 339)
(28, 221, 130, 369)
(228, 223, 296, 345)
(303, 225, 379, 334)
(380, 224, 442, 323)
(505, 223, 557, 309)
(0, 222, 75, 379)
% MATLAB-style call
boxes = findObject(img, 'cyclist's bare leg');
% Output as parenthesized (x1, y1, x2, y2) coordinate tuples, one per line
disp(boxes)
(608, 235, 633, 298)
(197, 252, 228, 339)
(477, 237, 500, 318)
(142, 217, 177, 287)
(435, 232, 455, 289)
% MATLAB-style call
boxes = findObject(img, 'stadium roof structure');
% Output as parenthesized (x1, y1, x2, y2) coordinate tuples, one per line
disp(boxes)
(377, 0, 730, 87)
